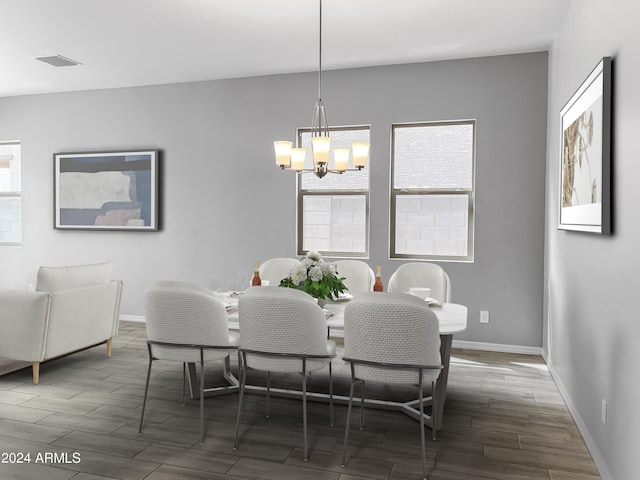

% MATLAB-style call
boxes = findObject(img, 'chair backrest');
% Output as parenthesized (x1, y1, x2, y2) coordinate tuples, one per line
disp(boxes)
(344, 292, 441, 384)
(144, 282, 232, 362)
(334, 260, 375, 294)
(258, 258, 302, 286)
(387, 262, 451, 303)
(239, 286, 328, 372)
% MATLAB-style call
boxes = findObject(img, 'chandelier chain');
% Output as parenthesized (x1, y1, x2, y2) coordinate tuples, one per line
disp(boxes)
(318, 0, 322, 101)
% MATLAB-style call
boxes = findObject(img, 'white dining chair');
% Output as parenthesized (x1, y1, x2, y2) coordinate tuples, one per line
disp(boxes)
(233, 286, 336, 461)
(139, 281, 238, 444)
(258, 258, 302, 286)
(341, 292, 442, 480)
(334, 259, 375, 294)
(387, 262, 452, 303)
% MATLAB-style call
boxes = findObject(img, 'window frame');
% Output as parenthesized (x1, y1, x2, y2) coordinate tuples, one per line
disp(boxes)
(390, 120, 476, 262)
(0, 140, 22, 246)
(296, 125, 371, 258)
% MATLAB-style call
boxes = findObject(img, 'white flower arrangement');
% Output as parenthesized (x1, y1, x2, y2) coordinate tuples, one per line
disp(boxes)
(280, 251, 346, 301)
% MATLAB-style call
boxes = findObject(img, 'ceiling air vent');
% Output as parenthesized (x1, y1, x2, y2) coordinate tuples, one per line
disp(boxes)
(36, 55, 82, 67)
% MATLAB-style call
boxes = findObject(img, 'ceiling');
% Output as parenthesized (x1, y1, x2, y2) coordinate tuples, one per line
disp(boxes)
(0, 0, 572, 98)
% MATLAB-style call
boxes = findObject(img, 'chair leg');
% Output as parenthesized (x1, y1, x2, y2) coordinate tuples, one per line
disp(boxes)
(359, 380, 366, 430)
(302, 358, 308, 461)
(342, 363, 356, 467)
(138, 344, 153, 434)
(266, 371, 271, 418)
(418, 375, 427, 480)
(181, 363, 186, 407)
(199, 349, 205, 444)
(106, 337, 113, 357)
(233, 352, 247, 450)
(431, 381, 437, 441)
(31, 362, 40, 385)
(329, 361, 334, 426)
(237, 351, 244, 415)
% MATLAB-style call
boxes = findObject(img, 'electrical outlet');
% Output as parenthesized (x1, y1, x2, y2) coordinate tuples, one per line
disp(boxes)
(480, 311, 489, 324)
(602, 399, 607, 425)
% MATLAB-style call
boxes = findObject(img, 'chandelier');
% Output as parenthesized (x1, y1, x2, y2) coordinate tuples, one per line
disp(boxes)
(273, 0, 369, 179)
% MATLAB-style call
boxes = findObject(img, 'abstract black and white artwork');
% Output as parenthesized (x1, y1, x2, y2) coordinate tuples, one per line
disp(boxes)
(54, 150, 159, 231)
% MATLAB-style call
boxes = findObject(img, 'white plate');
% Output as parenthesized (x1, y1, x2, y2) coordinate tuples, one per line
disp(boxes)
(334, 292, 353, 302)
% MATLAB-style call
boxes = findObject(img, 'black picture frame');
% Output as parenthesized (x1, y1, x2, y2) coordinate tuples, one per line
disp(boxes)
(558, 57, 612, 234)
(54, 149, 159, 231)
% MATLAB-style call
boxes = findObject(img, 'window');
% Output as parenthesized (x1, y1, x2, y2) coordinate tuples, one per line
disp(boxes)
(391, 121, 475, 261)
(297, 126, 370, 257)
(0, 141, 22, 245)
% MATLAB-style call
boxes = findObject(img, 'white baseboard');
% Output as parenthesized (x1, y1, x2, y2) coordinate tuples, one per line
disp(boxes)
(120, 314, 145, 323)
(452, 340, 542, 356)
(546, 359, 612, 480)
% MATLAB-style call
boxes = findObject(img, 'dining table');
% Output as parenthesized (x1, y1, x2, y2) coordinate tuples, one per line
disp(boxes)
(188, 292, 467, 431)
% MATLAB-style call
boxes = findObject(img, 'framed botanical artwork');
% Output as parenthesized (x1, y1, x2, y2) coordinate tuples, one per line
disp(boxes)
(54, 149, 159, 231)
(559, 57, 612, 234)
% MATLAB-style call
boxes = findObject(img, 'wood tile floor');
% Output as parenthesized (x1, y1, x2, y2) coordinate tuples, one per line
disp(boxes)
(0, 321, 601, 480)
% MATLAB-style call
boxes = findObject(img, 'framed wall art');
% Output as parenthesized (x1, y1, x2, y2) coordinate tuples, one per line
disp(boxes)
(559, 57, 612, 234)
(54, 149, 159, 231)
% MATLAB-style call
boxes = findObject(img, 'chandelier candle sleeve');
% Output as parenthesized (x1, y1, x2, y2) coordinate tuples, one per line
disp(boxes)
(291, 148, 306, 171)
(274, 141, 293, 168)
(352, 142, 370, 169)
(311, 136, 331, 165)
(333, 148, 349, 171)
(374, 265, 384, 292)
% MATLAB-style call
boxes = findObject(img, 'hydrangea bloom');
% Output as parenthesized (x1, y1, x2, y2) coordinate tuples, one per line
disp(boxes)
(309, 265, 323, 282)
(290, 264, 308, 286)
(321, 262, 336, 276)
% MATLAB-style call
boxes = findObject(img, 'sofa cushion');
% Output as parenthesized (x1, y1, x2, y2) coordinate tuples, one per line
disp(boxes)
(36, 261, 114, 292)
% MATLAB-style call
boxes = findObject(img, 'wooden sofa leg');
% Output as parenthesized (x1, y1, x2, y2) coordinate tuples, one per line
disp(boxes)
(106, 337, 113, 357)
(32, 362, 40, 385)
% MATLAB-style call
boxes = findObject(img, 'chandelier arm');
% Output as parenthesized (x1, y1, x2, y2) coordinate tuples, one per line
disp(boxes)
(282, 166, 362, 177)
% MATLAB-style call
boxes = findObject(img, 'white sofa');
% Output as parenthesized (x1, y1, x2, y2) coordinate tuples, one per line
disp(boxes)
(0, 261, 123, 384)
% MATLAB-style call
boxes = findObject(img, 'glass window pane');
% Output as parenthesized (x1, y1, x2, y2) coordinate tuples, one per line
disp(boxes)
(0, 195, 22, 244)
(302, 194, 367, 254)
(393, 123, 473, 189)
(299, 128, 370, 191)
(0, 142, 21, 245)
(0, 143, 21, 193)
(395, 194, 469, 257)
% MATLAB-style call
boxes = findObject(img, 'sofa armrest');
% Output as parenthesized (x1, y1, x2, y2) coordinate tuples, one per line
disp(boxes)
(0, 291, 51, 362)
(44, 281, 123, 359)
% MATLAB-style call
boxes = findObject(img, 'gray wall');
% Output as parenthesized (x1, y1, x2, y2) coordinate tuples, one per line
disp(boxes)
(0, 52, 548, 349)
(544, 0, 640, 478)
